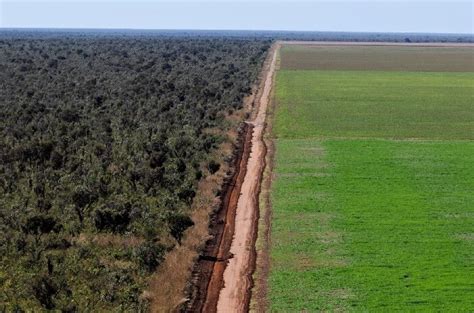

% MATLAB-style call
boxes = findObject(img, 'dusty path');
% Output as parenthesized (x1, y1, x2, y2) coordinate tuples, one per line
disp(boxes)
(216, 44, 278, 312)
(185, 44, 278, 313)
(185, 122, 252, 312)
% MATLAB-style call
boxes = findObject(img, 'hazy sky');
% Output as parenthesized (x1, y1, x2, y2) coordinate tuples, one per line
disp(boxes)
(1, 0, 473, 34)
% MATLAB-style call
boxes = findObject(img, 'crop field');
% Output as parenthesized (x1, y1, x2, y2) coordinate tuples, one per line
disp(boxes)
(269, 44, 474, 311)
(280, 44, 474, 72)
(275, 70, 474, 140)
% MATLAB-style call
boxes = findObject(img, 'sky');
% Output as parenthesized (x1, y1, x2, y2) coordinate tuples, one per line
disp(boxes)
(0, 0, 473, 34)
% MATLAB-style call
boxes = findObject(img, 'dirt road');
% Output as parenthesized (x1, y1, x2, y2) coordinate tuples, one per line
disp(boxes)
(216, 44, 278, 312)
(185, 44, 277, 313)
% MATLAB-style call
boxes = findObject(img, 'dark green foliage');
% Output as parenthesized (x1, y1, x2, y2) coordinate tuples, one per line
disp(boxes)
(207, 160, 221, 174)
(134, 241, 166, 273)
(94, 203, 131, 233)
(32, 276, 57, 309)
(0, 36, 269, 310)
(22, 215, 59, 235)
(167, 214, 195, 244)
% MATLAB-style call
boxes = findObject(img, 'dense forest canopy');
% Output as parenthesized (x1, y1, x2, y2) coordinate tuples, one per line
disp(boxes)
(0, 35, 269, 311)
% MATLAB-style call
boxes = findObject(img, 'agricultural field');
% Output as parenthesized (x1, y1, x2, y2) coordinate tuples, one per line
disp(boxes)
(280, 44, 474, 72)
(269, 44, 474, 311)
(275, 70, 473, 140)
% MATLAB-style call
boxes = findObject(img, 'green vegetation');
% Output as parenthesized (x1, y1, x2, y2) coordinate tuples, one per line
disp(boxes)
(0, 36, 269, 311)
(270, 139, 474, 311)
(280, 45, 474, 72)
(270, 46, 474, 311)
(275, 70, 474, 140)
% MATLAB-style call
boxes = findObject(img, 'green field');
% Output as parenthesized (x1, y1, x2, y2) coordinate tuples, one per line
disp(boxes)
(275, 71, 474, 140)
(269, 46, 474, 311)
(280, 45, 474, 72)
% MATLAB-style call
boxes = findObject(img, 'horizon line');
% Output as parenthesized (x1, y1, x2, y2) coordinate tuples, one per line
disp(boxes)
(1, 27, 473, 36)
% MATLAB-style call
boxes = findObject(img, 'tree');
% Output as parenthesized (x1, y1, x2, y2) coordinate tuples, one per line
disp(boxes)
(208, 160, 220, 174)
(71, 185, 97, 226)
(22, 215, 58, 235)
(94, 201, 131, 233)
(167, 214, 194, 244)
(134, 241, 166, 273)
(32, 275, 57, 309)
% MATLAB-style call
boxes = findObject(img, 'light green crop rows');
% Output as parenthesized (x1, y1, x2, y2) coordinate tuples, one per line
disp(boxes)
(275, 70, 474, 140)
(269, 64, 474, 311)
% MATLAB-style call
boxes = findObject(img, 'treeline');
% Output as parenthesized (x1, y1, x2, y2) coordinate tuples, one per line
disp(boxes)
(2, 29, 473, 43)
(0, 36, 269, 311)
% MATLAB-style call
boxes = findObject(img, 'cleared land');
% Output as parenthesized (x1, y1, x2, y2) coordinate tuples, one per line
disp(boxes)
(217, 45, 277, 312)
(269, 44, 474, 311)
(275, 70, 474, 140)
(280, 44, 474, 72)
(271, 139, 474, 311)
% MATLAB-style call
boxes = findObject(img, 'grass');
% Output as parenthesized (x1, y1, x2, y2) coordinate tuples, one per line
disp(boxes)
(275, 70, 474, 140)
(280, 45, 474, 72)
(269, 49, 474, 311)
(270, 139, 474, 311)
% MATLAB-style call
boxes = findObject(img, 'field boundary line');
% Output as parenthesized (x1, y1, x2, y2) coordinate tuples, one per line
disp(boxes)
(250, 42, 280, 313)
(276, 136, 474, 142)
(278, 40, 474, 47)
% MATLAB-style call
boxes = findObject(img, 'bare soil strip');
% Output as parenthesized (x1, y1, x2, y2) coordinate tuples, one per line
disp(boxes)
(185, 123, 253, 312)
(216, 44, 278, 312)
(185, 44, 278, 313)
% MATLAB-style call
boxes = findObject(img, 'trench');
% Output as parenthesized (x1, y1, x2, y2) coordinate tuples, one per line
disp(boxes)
(184, 43, 277, 313)
(184, 123, 253, 313)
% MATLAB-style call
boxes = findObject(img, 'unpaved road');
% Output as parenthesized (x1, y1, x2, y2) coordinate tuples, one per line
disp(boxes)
(216, 44, 278, 312)
(185, 44, 278, 313)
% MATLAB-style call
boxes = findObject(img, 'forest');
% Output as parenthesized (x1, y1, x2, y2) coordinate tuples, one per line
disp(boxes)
(2, 29, 473, 43)
(0, 35, 269, 311)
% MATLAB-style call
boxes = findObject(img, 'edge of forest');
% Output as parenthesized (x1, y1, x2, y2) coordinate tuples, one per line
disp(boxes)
(147, 48, 272, 312)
